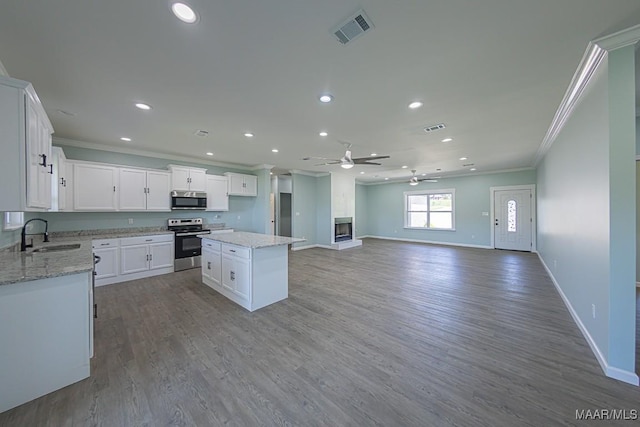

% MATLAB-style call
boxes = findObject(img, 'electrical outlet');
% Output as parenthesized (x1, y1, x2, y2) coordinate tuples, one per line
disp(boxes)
(482, 212, 489, 216)
(592, 304, 596, 319)
(128, 218, 134, 225)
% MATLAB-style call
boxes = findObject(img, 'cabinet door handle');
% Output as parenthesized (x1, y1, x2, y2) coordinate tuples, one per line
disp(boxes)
(113, 186, 116, 192)
(100, 243, 109, 246)
(230, 271, 235, 281)
(48, 164, 53, 174)
(149, 254, 152, 261)
(145, 239, 152, 242)
(207, 261, 211, 269)
(39, 153, 47, 167)
(229, 249, 236, 253)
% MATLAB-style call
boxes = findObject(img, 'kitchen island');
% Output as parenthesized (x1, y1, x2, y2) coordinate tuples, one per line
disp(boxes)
(200, 232, 304, 311)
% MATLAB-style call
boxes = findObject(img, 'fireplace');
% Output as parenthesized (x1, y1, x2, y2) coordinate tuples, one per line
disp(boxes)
(334, 217, 353, 242)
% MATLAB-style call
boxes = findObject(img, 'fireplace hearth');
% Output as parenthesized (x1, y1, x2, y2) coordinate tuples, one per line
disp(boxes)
(334, 217, 353, 242)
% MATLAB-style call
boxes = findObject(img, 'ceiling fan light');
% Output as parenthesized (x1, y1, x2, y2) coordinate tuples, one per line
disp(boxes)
(409, 180, 419, 186)
(341, 163, 354, 169)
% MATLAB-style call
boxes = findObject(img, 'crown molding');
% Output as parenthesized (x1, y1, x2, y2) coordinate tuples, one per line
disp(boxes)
(250, 164, 275, 171)
(53, 136, 253, 171)
(534, 25, 640, 167)
(289, 169, 329, 177)
(593, 23, 640, 51)
(357, 167, 535, 185)
(533, 43, 606, 166)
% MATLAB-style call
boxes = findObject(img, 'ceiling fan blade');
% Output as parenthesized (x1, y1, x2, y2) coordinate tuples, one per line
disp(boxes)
(315, 161, 341, 166)
(303, 156, 340, 161)
(353, 155, 390, 162)
(354, 161, 382, 166)
(419, 179, 438, 182)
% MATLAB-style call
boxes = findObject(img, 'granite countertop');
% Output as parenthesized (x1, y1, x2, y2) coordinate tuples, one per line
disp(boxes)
(0, 227, 176, 286)
(201, 231, 304, 249)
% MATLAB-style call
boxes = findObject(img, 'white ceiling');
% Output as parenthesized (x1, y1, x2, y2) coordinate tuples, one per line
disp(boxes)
(1, 1, 639, 182)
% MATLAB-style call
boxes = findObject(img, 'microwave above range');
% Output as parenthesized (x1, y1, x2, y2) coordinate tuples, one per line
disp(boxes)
(171, 191, 207, 210)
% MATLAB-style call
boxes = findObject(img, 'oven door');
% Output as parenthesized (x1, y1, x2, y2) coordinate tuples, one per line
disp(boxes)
(174, 232, 205, 259)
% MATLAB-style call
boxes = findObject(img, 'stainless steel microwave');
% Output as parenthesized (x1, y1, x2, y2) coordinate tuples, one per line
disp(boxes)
(170, 191, 207, 210)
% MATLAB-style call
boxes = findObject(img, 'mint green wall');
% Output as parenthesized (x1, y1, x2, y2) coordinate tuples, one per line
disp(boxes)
(365, 170, 536, 247)
(538, 46, 636, 377)
(637, 161, 640, 283)
(315, 175, 331, 246)
(635, 116, 640, 154)
(42, 144, 259, 232)
(291, 173, 318, 248)
(355, 183, 369, 237)
(605, 46, 636, 372)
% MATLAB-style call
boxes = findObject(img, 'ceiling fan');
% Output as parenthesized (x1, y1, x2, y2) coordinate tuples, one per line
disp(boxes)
(409, 170, 438, 186)
(303, 142, 390, 169)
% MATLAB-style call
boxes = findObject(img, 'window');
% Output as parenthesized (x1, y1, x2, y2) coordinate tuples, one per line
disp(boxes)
(507, 199, 516, 232)
(4, 212, 24, 231)
(404, 189, 455, 230)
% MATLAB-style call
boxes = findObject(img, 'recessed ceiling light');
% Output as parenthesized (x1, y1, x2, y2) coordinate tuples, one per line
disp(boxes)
(408, 101, 423, 109)
(135, 103, 152, 110)
(401, 165, 408, 169)
(319, 94, 333, 103)
(421, 173, 426, 176)
(370, 153, 377, 156)
(470, 168, 477, 171)
(442, 138, 453, 142)
(272, 149, 279, 153)
(171, 2, 198, 23)
(459, 157, 467, 161)
(270, 172, 273, 175)
(385, 178, 389, 180)
(244, 132, 254, 138)
(206, 152, 213, 156)
(360, 171, 365, 174)
(319, 131, 328, 137)
(120, 137, 131, 142)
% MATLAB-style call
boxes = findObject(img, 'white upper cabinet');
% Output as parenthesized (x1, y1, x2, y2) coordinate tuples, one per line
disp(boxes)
(50, 147, 68, 211)
(0, 76, 54, 211)
(118, 168, 170, 211)
(73, 163, 118, 211)
(168, 165, 207, 192)
(206, 175, 229, 211)
(225, 172, 257, 196)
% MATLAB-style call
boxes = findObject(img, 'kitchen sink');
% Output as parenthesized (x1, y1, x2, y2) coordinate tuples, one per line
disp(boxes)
(31, 243, 82, 253)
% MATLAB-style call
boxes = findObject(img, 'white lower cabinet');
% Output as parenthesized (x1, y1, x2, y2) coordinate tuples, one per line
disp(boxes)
(202, 240, 222, 289)
(92, 239, 119, 286)
(92, 234, 174, 286)
(221, 244, 251, 302)
(120, 235, 174, 276)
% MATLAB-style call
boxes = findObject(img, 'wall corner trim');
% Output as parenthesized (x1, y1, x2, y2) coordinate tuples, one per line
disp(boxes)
(537, 253, 639, 386)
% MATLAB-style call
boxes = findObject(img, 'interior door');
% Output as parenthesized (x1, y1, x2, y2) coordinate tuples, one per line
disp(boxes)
(494, 189, 532, 251)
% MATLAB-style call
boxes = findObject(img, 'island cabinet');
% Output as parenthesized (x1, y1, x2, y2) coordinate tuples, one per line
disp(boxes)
(0, 272, 92, 413)
(202, 240, 222, 288)
(200, 232, 303, 311)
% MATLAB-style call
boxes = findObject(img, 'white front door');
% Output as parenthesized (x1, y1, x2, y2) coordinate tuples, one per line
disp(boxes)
(494, 189, 532, 251)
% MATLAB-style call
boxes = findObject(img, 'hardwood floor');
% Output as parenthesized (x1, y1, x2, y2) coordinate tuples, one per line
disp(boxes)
(1, 238, 639, 426)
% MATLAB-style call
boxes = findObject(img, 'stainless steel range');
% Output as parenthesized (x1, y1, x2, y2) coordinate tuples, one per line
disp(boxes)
(168, 218, 211, 271)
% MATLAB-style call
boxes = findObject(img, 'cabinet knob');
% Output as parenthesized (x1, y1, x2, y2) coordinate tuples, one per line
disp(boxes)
(230, 271, 235, 281)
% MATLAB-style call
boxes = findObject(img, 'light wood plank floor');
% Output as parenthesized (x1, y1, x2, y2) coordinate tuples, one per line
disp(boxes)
(2, 238, 639, 426)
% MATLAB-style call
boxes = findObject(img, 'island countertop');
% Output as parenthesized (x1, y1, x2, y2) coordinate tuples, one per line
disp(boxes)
(201, 232, 304, 249)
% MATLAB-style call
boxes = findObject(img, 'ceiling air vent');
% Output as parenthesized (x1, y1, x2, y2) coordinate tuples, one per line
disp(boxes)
(332, 10, 374, 45)
(194, 130, 209, 137)
(423, 123, 446, 133)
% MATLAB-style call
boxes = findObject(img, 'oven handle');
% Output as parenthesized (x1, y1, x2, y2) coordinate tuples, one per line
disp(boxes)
(175, 231, 212, 237)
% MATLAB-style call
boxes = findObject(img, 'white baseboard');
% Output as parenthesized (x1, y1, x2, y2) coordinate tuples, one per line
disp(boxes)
(291, 244, 321, 251)
(537, 253, 639, 386)
(363, 235, 492, 250)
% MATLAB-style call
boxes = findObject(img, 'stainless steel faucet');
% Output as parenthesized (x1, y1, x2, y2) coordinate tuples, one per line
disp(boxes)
(21, 218, 49, 252)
